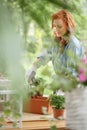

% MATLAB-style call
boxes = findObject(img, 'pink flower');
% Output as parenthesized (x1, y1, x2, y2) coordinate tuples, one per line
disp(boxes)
(79, 68, 85, 73)
(78, 73, 87, 82)
(78, 67, 87, 82)
(82, 57, 87, 64)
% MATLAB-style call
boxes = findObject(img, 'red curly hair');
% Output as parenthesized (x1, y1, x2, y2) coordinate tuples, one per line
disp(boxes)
(52, 10, 76, 34)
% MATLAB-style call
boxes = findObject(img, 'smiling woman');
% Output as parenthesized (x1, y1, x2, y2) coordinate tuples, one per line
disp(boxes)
(52, 9, 76, 45)
(27, 9, 83, 89)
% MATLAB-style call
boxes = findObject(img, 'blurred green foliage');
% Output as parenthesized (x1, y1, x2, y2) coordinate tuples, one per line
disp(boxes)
(6, 0, 87, 57)
(0, 0, 87, 127)
(0, 0, 87, 92)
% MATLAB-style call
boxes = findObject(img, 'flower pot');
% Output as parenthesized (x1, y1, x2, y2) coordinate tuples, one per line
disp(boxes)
(53, 107, 64, 119)
(65, 87, 87, 130)
(23, 96, 52, 114)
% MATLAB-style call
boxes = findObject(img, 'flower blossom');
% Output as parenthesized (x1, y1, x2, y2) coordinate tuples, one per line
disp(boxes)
(82, 57, 87, 64)
(78, 57, 87, 82)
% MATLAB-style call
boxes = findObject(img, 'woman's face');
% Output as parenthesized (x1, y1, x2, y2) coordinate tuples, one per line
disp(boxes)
(53, 18, 67, 37)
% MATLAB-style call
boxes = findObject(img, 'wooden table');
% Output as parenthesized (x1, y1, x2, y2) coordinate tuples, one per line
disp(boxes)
(6, 120, 69, 130)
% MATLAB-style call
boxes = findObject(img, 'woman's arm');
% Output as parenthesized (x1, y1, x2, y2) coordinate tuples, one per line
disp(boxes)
(26, 48, 52, 83)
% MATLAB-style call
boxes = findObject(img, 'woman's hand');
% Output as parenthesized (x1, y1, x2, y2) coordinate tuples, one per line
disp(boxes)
(26, 65, 37, 84)
(26, 58, 40, 84)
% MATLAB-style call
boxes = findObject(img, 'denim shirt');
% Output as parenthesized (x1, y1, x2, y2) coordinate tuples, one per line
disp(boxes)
(37, 35, 83, 76)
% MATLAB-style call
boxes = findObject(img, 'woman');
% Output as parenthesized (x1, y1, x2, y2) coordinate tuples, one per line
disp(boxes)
(27, 9, 83, 82)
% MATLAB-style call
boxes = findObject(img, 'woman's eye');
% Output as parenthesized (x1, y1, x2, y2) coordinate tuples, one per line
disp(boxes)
(57, 25, 62, 28)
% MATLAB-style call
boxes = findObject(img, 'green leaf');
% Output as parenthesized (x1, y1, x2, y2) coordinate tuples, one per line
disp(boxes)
(0, 116, 4, 123)
(13, 112, 21, 119)
(50, 125, 57, 130)
(4, 101, 10, 107)
(4, 109, 11, 116)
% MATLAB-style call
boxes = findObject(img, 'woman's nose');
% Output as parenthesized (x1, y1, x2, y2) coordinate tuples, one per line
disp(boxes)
(53, 27, 59, 37)
(53, 27, 57, 32)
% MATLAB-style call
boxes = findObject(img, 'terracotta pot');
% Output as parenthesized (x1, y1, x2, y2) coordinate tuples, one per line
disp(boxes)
(53, 108, 64, 119)
(23, 96, 52, 114)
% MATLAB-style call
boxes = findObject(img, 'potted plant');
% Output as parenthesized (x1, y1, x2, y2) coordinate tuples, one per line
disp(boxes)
(23, 77, 51, 114)
(50, 94, 65, 119)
